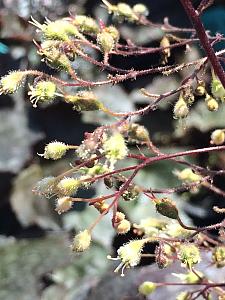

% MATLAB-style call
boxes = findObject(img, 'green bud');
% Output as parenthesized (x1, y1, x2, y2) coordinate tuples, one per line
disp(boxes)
(42, 141, 68, 160)
(103, 133, 128, 165)
(210, 129, 225, 145)
(155, 198, 179, 219)
(211, 70, 225, 102)
(174, 96, 189, 119)
(32, 176, 55, 198)
(212, 246, 225, 268)
(64, 91, 103, 111)
(103, 25, 120, 43)
(28, 81, 57, 107)
(175, 168, 202, 183)
(138, 281, 157, 296)
(117, 3, 136, 21)
(195, 80, 206, 96)
(57, 177, 81, 196)
(97, 31, 115, 53)
(73, 15, 99, 34)
(205, 94, 219, 111)
(0, 71, 26, 95)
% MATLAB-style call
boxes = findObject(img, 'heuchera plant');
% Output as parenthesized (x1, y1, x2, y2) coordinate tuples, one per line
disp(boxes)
(1, 0, 225, 299)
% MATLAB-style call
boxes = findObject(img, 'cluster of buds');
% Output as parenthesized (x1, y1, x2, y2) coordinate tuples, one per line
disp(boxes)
(178, 244, 201, 269)
(102, 1, 149, 23)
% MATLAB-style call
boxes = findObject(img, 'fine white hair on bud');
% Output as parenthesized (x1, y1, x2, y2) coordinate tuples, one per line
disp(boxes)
(57, 177, 81, 196)
(41, 141, 69, 160)
(0, 71, 26, 95)
(210, 129, 225, 145)
(71, 229, 92, 252)
(103, 133, 128, 166)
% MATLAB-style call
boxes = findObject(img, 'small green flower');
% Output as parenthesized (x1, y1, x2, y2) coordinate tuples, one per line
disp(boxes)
(41, 141, 69, 160)
(57, 177, 81, 196)
(71, 229, 92, 252)
(103, 133, 128, 166)
(179, 244, 201, 269)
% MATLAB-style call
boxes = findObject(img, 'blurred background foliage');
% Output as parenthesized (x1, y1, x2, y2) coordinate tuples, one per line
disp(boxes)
(0, 0, 225, 299)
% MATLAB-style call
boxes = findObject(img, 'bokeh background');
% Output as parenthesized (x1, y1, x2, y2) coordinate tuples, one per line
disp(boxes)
(0, 1, 225, 299)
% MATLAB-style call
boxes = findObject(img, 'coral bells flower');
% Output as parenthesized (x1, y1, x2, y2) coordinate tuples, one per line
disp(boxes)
(71, 229, 91, 252)
(41, 141, 69, 160)
(28, 81, 57, 107)
(103, 133, 128, 166)
(57, 177, 81, 196)
(107, 239, 147, 276)
(55, 196, 73, 214)
(0, 71, 26, 94)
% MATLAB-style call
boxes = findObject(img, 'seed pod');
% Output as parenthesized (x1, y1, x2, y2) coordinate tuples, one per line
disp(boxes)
(155, 198, 179, 219)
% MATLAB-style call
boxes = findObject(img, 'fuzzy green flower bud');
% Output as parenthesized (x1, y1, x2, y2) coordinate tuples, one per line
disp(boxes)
(64, 91, 103, 111)
(179, 244, 201, 269)
(211, 71, 225, 102)
(212, 246, 225, 268)
(71, 229, 91, 252)
(117, 3, 137, 21)
(124, 123, 149, 143)
(42, 141, 69, 160)
(28, 81, 57, 107)
(205, 94, 219, 112)
(116, 219, 131, 234)
(97, 31, 115, 54)
(174, 97, 189, 119)
(103, 26, 120, 43)
(210, 129, 225, 145)
(133, 4, 149, 17)
(38, 42, 71, 72)
(138, 281, 157, 296)
(30, 17, 82, 41)
(0, 71, 26, 95)
(55, 196, 73, 214)
(155, 198, 179, 220)
(103, 133, 128, 165)
(73, 15, 99, 34)
(57, 177, 81, 196)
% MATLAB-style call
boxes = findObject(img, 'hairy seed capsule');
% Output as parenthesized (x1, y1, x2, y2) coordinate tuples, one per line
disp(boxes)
(155, 198, 179, 219)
